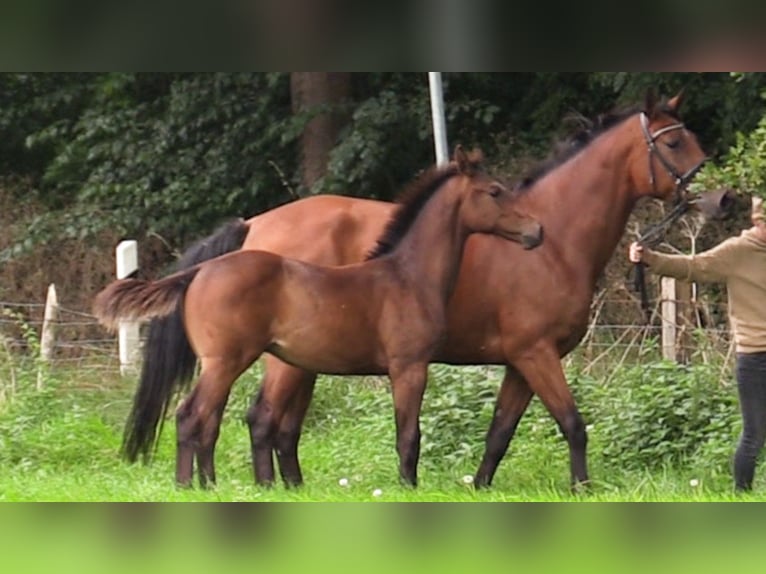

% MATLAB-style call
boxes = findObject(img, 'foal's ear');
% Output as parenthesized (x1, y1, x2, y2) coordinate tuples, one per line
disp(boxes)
(454, 145, 484, 175)
(644, 87, 659, 118)
(667, 89, 685, 114)
(454, 145, 469, 173)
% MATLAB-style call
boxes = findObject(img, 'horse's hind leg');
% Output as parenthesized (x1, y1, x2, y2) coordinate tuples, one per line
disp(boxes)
(276, 375, 317, 487)
(246, 364, 311, 487)
(474, 366, 534, 488)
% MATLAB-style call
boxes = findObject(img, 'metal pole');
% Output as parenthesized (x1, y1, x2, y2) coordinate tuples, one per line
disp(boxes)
(428, 72, 449, 166)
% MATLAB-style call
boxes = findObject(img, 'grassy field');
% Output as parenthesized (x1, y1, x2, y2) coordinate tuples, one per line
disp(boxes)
(0, 358, 762, 502)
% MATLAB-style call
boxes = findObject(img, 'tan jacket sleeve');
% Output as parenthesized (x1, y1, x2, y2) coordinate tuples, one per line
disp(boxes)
(642, 237, 745, 283)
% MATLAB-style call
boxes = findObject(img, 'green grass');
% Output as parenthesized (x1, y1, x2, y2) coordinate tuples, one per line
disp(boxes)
(0, 360, 762, 502)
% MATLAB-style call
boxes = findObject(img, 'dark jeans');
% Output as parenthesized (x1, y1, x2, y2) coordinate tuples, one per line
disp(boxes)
(734, 351, 766, 491)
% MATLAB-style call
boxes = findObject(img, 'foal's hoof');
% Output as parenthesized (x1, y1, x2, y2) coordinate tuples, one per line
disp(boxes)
(472, 475, 491, 490)
(399, 478, 418, 489)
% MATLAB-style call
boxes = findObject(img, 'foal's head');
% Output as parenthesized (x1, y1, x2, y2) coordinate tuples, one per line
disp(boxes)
(629, 90, 707, 204)
(454, 146, 543, 250)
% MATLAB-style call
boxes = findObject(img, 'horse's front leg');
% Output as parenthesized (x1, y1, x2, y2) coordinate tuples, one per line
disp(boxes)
(253, 355, 318, 488)
(389, 361, 429, 487)
(512, 344, 589, 490)
(246, 362, 310, 488)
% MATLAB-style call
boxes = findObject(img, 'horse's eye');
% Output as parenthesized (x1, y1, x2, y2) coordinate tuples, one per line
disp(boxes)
(489, 185, 503, 198)
(665, 138, 680, 150)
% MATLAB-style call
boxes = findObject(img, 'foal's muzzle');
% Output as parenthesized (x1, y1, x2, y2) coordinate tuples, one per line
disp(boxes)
(521, 223, 544, 250)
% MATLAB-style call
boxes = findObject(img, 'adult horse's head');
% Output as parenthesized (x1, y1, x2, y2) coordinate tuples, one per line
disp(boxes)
(633, 89, 707, 205)
(454, 146, 543, 250)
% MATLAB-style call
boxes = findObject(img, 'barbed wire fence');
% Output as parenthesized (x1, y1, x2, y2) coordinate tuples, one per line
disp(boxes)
(0, 280, 736, 385)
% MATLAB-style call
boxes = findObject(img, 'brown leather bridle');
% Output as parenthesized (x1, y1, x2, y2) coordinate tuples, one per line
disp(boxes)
(639, 112, 706, 204)
(633, 113, 708, 322)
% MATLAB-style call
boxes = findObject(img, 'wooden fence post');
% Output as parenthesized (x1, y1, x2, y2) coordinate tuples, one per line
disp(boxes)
(38, 283, 59, 390)
(661, 276, 677, 362)
(116, 240, 140, 376)
(660, 276, 694, 363)
(40, 283, 58, 363)
(675, 279, 693, 363)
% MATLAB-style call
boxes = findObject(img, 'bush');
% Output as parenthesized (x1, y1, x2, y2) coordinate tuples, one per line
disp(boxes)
(299, 358, 740, 476)
(572, 360, 740, 471)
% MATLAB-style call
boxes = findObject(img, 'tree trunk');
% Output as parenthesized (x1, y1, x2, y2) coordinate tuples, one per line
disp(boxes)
(290, 72, 351, 192)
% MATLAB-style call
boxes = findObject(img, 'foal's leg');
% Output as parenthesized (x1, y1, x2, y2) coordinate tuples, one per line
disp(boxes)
(474, 366, 534, 488)
(195, 399, 228, 489)
(389, 362, 429, 487)
(175, 356, 250, 488)
(512, 345, 588, 489)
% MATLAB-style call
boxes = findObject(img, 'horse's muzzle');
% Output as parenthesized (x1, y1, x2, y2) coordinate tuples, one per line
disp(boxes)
(692, 188, 738, 221)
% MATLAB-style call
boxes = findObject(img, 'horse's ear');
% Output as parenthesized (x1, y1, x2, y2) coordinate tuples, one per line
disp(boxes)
(454, 145, 469, 173)
(667, 89, 685, 114)
(644, 87, 659, 118)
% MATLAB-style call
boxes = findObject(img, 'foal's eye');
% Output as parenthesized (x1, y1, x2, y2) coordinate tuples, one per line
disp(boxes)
(488, 185, 502, 198)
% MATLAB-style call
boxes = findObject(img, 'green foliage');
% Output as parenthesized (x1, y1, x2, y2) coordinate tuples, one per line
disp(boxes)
(2, 72, 766, 268)
(590, 72, 766, 156)
(3, 73, 300, 259)
(318, 86, 433, 199)
(572, 361, 739, 471)
(0, 307, 48, 402)
(692, 105, 766, 201)
(0, 355, 755, 500)
(418, 365, 499, 467)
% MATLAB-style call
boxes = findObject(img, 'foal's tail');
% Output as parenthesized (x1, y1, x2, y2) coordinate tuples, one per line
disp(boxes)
(92, 266, 202, 332)
(112, 219, 250, 464)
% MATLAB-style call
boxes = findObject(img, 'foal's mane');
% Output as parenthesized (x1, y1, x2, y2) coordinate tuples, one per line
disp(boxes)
(516, 102, 680, 190)
(366, 152, 483, 260)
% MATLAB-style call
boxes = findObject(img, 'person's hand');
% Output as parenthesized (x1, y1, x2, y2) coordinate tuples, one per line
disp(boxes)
(629, 242, 644, 263)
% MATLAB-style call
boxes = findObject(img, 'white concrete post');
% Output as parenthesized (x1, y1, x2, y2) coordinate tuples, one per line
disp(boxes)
(116, 240, 140, 376)
(428, 72, 449, 166)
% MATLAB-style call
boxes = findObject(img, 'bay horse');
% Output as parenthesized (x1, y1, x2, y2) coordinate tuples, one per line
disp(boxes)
(130, 90, 707, 490)
(94, 147, 543, 488)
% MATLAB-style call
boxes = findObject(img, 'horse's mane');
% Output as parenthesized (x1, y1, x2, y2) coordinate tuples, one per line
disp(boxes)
(366, 151, 483, 260)
(516, 102, 680, 190)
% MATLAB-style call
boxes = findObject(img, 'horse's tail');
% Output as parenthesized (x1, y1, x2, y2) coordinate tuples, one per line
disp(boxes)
(120, 219, 250, 463)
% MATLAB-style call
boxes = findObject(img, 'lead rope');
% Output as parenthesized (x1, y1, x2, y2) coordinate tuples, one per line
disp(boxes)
(632, 199, 691, 323)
